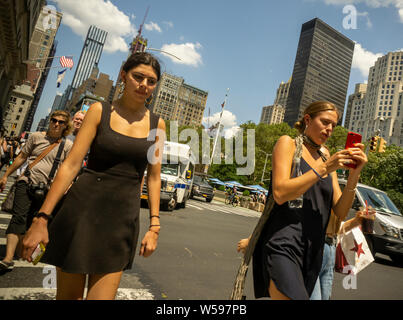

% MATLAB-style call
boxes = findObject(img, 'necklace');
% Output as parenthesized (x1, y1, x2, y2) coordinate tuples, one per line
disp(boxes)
(302, 134, 328, 162)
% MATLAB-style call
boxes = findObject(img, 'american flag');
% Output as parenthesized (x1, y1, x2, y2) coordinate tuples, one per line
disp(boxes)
(60, 56, 74, 69)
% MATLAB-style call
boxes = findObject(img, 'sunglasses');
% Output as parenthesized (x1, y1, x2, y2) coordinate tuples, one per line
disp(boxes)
(50, 118, 66, 125)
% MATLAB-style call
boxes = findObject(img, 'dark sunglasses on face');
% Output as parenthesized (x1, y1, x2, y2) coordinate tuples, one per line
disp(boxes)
(50, 118, 66, 125)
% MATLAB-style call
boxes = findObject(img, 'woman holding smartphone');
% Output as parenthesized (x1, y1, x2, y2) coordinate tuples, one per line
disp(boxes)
(237, 101, 367, 300)
(22, 52, 165, 300)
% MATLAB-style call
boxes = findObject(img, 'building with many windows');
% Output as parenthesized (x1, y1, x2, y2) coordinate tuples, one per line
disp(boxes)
(2, 6, 62, 136)
(149, 73, 208, 126)
(284, 18, 354, 127)
(60, 25, 107, 111)
(0, 0, 46, 125)
(260, 104, 285, 125)
(346, 51, 403, 147)
(344, 83, 367, 130)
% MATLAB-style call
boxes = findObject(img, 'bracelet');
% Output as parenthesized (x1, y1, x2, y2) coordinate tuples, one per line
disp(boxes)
(311, 168, 324, 181)
(150, 215, 160, 219)
(149, 224, 161, 228)
(34, 212, 52, 222)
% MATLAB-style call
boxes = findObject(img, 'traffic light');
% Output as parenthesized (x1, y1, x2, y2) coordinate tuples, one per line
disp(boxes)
(369, 136, 379, 152)
(378, 138, 387, 153)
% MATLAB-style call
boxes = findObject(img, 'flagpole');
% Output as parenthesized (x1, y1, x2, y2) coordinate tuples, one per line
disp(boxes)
(204, 88, 230, 174)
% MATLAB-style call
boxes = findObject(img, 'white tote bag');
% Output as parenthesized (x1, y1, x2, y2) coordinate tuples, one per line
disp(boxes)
(335, 225, 374, 275)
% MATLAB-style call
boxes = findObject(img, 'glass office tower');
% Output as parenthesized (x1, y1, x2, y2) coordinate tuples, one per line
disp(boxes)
(284, 18, 355, 126)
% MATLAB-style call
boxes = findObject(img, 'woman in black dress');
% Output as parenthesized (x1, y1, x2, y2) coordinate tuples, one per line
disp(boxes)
(22, 52, 165, 300)
(238, 101, 367, 300)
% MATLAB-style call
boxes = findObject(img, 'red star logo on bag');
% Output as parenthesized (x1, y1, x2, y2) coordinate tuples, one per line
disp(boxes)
(350, 240, 365, 258)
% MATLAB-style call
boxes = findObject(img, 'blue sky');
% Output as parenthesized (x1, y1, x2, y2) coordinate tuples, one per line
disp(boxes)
(33, 0, 403, 133)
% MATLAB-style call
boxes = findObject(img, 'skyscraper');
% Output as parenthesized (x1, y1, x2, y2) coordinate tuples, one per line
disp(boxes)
(284, 18, 355, 126)
(347, 51, 403, 147)
(60, 25, 107, 110)
(71, 25, 108, 90)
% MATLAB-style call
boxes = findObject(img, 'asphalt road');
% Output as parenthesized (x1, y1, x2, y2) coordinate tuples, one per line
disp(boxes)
(1, 187, 403, 300)
(133, 197, 403, 300)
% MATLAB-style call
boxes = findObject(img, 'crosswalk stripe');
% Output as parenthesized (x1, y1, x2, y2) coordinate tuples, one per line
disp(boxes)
(0, 238, 6, 245)
(0, 213, 11, 219)
(0, 223, 8, 230)
(186, 203, 203, 210)
(12, 260, 52, 268)
(0, 288, 154, 300)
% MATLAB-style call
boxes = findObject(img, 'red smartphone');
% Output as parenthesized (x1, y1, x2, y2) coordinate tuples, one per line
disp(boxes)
(344, 132, 362, 169)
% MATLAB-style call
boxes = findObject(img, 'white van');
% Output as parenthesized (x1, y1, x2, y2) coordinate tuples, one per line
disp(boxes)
(339, 179, 403, 265)
(142, 141, 196, 211)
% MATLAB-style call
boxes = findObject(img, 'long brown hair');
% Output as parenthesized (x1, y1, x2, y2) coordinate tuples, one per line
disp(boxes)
(49, 110, 73, 137)
(294, 101, 339, 134)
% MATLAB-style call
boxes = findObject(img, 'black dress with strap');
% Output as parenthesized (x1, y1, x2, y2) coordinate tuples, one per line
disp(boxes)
(42, 102, 160, 274)
(252, 157, 333, 300)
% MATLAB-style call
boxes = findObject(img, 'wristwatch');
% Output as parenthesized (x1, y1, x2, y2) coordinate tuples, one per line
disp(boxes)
(34, 212, 52, 222)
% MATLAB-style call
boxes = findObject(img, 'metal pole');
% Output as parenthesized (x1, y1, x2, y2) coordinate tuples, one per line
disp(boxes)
(261, 152, 269, 184)
(206, 88, 230, 173)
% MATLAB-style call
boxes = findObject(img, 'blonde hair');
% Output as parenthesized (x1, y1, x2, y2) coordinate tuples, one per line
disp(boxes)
(49, 110, 73, 137)
(294, 101, 339, 134)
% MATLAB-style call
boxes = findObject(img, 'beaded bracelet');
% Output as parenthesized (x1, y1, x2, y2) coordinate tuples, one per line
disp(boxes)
(311, 168, 324, 181)
(150, 215, 160, 219)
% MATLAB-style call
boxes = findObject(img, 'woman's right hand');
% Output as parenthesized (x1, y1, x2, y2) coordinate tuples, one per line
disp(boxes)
(22, 218, 49, 263)
(324, 149, 355, 174)
(237, 237, 250, 254)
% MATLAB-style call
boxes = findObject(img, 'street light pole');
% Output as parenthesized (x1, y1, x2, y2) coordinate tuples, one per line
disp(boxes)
(261, 152, 269, 184)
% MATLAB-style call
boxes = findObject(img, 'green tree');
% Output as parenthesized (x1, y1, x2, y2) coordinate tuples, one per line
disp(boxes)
(325, 126, 348, 155)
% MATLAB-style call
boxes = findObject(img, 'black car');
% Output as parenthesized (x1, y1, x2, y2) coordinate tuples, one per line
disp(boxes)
(191, 175, 214, 202)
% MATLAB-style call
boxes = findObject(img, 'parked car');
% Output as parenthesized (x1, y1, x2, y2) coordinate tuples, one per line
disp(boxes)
(339, 179, 403, 265)
(191, 174, 214, 202)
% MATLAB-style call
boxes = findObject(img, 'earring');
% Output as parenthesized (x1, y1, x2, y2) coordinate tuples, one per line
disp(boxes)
(145, 93, 154, 107)
(118, 81, 125, 95)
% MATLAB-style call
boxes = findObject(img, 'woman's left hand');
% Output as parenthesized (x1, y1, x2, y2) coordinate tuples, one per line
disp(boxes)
(347, 143, 368, 172)
(139, 231, 159, 257)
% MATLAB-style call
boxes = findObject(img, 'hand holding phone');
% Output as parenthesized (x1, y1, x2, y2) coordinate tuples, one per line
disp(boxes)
(344, 132, 362, 169)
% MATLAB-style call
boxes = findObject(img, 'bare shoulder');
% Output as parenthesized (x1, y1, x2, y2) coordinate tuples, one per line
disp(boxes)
(84, 102, 103, 124)
(274, 135, 296, 153)
(157, 117, 166, 130)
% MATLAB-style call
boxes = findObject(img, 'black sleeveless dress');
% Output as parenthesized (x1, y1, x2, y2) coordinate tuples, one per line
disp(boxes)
(252, 157, 333, 300)
(42, 102, 160, 274)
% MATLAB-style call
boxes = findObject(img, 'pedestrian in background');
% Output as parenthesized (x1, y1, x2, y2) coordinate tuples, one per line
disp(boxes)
(67, 110, 86, 143)
(310, 208, 375, 300)
(0, 111, 73, 271)
(22, 52, 165, 300)
(237, 101, 367, 300)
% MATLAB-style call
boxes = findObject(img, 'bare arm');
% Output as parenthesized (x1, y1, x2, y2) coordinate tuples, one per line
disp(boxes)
(0, 152, 29, 191)
(140, 118, 166, 257)
(331, 144, 367, 221)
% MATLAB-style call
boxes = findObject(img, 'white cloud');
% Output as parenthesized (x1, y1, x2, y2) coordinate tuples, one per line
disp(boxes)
(160, 42, 203, 67)
(202, 110, 240, 138)
(321, 0, 403, 23)
(52, 0, 136, 53)
(144, 21, 162, 33)
(352, 42, 383, 77)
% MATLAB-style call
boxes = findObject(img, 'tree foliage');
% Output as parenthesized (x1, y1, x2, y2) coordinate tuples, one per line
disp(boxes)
(164, 120, 403, 212)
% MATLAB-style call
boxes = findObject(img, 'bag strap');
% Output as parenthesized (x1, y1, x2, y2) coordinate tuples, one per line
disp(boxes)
(28, 139, 60, 171)
(48, 137, 66, 183)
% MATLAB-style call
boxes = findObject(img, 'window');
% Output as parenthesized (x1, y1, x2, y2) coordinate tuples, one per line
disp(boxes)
(18, 108, 23, 112)
(21, 100, 25, 105)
